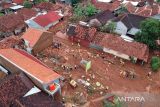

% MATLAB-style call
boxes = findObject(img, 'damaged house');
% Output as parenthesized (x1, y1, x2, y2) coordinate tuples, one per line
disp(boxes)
(99, 34, 149, 63)
(21, 28, 53, 54)
(0, 48, 62, 97)
(0, 13, 27, 38)
(67, 25, 97, 47)
(0, 73, 34, 107)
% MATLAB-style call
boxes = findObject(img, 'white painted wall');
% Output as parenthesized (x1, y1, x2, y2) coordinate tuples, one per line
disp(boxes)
(103, 48, 130, 60)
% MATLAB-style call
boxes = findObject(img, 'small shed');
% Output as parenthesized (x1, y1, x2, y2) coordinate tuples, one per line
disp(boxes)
(21, 28, 53, 54)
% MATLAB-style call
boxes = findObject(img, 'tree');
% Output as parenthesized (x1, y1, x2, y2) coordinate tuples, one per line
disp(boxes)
(23, 1, 32, 8)
(84, 3, 98, 17)
(73, 3, 84, 17)
(157, 0, 160, 2)
(135, 18, 160, 50)
(71, 0, 80, 7)
(151, 56, 160, 72)
(50, 0, 55, 3)
(73, 2, 98, 17)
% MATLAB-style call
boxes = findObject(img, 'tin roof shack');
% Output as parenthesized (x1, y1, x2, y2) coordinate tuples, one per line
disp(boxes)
(0, 49, 62, 96)
(66, 25, 97, 47)
(0, 73, 34, 107)
(0, 13, 27, 38)
(21, 28, 53, 54)
(11, 92, 63, 107)
(27, 11, 63, 30)
(99, 34, 149, 63)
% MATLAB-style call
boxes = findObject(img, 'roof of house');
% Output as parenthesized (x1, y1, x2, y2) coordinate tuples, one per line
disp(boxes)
(0, 49, 61, 84)
(113, 13, 146, 29)
(68, 25, 97, 42)
(0, 13, 25, 32)
(35, 2, 62, 11)
(11, 92, 63, 107)
(0, 73, 34, 107)
(124, 2, 137, 13)
(21, 28, 52, 47)
(12, 0, 24, 4)
(99, 34, 149, 62)
(134, 4, 160, 17)
(91, 0, 121, 11)
(17, 8, 37, 20)
(33, 11, 63, 27)
(1, 2, 14, 9)
(86, 10, 115, 25)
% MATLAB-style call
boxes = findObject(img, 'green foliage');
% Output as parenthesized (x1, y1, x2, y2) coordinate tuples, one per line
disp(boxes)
(103, 97, 123, 107)
(23, 1, 32, 8)
(71, 0, 80, 7)
(73, 2, 98, 17)
(73, 4, 84, 17)
(157, 0, 160, 2)
(115, 5, 127, 15)
(84, 3, 98, 17)
(0, 13, 4, 16)
(50, 0, 56, 3)
(151, 56, 160, 72)
(33, 0, 48, 5)
(135, 18, 160, 50)
(100, 21, 116, 33)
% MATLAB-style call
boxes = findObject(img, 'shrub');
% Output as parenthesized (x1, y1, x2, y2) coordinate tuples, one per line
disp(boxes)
(151, 56, 160, 72)
(23, 1, 32, 8)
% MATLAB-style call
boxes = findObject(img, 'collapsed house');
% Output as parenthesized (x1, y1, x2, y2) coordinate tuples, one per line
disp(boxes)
(0, 73, 34, 107)
(0, 48, 62, 97)
(35, 2, 62, 12)
(0, 13, 27, 38)
(67, 25, 97, 47)
(21, 28, 53, 54)
(98, 34, 149, 63)
(17, 8, 38, 21)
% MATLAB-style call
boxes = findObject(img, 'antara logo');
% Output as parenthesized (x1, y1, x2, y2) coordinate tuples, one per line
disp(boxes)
(117, 96, 145, 102)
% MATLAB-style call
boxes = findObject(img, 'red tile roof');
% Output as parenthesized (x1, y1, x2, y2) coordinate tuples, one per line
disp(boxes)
(21, 28, 51, 47)
(0, 48, 61, 84)
(91, 0, 121, 11)
(33, 11, 63, 27)
(12, 0, 24, 4)
(124, 2, 137, 13)
(21, 28, 45, 47)
(134, 4, 160, 17)
(1, 2, 14, 9)
(99, 34, 149, 62)
(17, 8, 37, 20)
(35, 2, 62, 11)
